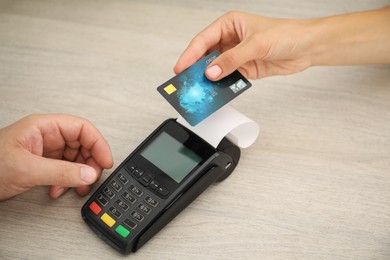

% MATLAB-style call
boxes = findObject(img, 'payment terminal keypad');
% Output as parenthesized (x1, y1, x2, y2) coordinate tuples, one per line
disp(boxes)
(87, 164, 161, 239)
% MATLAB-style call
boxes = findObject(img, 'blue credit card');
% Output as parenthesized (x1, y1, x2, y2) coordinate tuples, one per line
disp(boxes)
(157, 51, 252, 126)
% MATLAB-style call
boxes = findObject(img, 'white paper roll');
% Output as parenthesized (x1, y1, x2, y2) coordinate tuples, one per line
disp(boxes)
(176, 105, 259, 149)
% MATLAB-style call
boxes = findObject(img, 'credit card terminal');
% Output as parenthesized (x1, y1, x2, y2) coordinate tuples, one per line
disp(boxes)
(81, 119, 240, 254)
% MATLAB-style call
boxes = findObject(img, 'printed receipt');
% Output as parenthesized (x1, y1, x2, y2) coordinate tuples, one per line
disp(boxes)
(177, 105, 259, 149)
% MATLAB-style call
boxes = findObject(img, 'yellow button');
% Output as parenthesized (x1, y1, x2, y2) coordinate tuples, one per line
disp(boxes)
(101, 213, 116, 227)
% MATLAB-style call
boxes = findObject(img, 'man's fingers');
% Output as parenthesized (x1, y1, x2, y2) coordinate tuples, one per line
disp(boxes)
(49, 186, 69, 198)
(24, 154, 98, 188)
(36, 114, 114, 169)
(49, 185, 90, 198)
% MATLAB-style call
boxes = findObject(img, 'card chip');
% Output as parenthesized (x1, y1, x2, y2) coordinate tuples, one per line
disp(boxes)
(164, 84, 177, 95)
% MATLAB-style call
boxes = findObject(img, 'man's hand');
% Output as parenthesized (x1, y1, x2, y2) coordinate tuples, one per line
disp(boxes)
(0, 114, 114, 201)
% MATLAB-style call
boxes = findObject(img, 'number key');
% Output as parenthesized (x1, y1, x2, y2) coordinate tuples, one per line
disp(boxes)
(137, 203, 151, 215)
(110, 180, 122, 192)
(109, 206, 122, 219)
(130, 211, 144, 222)
(116, 199, 129, 212)
(104, 187, 115, 199)
(118, 173, 129, 185)
(129, 184, 143, 197)
(144, 196, 159, 207)
(122, 191, 136, 204)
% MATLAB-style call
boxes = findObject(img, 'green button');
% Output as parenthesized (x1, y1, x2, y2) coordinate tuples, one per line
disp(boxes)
(115, 225, 131, 238)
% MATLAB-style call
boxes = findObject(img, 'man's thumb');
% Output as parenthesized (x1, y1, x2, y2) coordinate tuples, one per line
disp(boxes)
(25, 155, 98, 187)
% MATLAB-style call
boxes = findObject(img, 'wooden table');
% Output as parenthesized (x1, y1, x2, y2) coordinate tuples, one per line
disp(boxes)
(1, 1, 389, 259)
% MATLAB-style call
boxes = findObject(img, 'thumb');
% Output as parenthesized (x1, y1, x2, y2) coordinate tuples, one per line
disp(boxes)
(24, 154, 98, 188)
(205, 39, 257, 81)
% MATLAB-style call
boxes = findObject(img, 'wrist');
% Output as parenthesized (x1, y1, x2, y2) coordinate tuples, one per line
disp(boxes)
(307, 7, 390, 66)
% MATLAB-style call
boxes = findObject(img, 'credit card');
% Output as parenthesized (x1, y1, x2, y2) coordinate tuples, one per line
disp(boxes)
(157, 51, 252, 126)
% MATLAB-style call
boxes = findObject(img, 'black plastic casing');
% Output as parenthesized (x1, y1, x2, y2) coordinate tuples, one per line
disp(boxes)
(81, 119, 240, 254)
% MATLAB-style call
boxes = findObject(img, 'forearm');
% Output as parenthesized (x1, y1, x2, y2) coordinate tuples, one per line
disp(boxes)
(309, 6, 390, 66)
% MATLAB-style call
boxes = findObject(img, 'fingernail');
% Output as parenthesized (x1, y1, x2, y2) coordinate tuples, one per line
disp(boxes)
(80, 167, 97, 184)
(206, 65, 222, 79)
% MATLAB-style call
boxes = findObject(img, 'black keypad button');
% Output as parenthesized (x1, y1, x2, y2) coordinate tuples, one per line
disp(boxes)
(110, 180, 122, 192)
(122, 191, 136, 204)
(130, 211, 144, 222)
(126, 164, 136, 173)
(118, 173, 129, 185)
(132, 168, 144, 178)
(109, 206, 122, 219)
(139, 173, 154, 186)
(104, 187, 115, 199)
(129, 184, 143, 197)
(156, 186, 169, 197)
(97, 194, 108, 206)
(137, 203, 152, 215)
(144, 196, 159, 207)
(116, 199, 129, 212)
(124, 218, 137, 230)
(149, 180, 159, 190)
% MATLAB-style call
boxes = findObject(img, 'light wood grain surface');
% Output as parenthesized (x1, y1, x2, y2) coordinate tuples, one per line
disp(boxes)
(1, 1, 390, 259)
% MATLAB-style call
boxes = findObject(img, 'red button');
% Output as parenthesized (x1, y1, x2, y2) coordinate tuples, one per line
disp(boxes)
(89, 201, 102, 215)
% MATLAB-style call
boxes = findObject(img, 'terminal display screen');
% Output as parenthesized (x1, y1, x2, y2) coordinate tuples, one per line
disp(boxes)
(141, 132, 202, 183)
